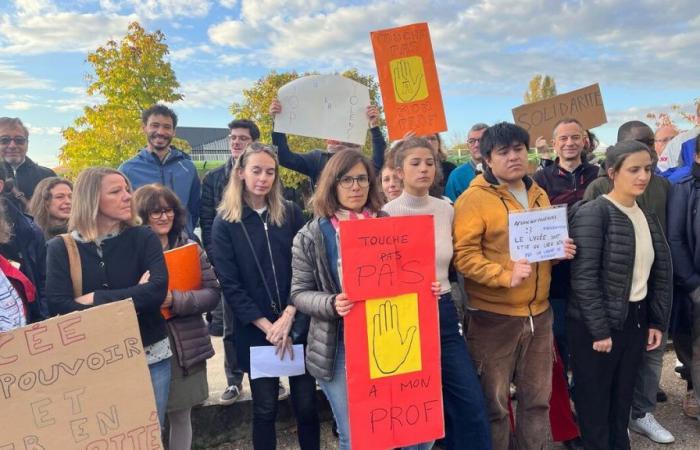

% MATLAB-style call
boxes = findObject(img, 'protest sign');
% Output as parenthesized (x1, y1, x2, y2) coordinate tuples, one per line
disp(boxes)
(249, 345, 305, 380)
(512, 83, 607, 142)
(371, 23, 447, 140)
(509, 206, 569, 262)
(273, 74, 370, 145)
(0, 301, 162, 450)
(339, 215, 443, 449)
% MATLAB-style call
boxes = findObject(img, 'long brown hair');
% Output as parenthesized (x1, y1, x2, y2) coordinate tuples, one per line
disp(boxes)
(27, 177, 73, 239)
(311, 149, 383, 217)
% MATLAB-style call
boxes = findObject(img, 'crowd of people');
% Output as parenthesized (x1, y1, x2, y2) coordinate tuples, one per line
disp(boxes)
(1, 98, 700, 450)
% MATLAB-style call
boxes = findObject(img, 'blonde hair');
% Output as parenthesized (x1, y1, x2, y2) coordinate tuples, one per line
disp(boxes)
(217, 143, 286, 226)
(27, 177, 73, 239)
(69, 167, 137, 241)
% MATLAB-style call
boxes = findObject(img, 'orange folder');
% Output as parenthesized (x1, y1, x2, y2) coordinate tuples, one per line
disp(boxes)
(161, 242, 202, 319)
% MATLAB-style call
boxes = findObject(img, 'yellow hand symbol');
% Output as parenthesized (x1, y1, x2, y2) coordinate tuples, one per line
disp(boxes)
(392, 59, 424, 103)
(372, 300, 417, 374)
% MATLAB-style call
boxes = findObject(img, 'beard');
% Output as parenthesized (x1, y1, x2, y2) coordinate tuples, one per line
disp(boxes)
(147, 132, 173, 152)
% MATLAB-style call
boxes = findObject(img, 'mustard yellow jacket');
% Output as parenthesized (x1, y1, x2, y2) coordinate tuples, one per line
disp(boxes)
(453, 172, 552, 317)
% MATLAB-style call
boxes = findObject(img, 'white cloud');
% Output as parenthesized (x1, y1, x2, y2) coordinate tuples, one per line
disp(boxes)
(5, 100, 35, 110)
(26, 124, 62, 136)
(177, 77, 253, 109)
(0, 11, 137, 55)
(0, 62, 51, 89)
(170, 44, 215, 62)
(219, 0, 237, 8)
(97, 0, 212, 19)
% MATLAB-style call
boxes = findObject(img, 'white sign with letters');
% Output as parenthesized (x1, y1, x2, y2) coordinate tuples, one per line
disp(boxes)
(274, 75, 371, 145)
(509, 206, 568, 263)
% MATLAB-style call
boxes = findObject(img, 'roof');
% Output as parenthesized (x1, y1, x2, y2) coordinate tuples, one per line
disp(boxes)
(177, 127, 229, 150)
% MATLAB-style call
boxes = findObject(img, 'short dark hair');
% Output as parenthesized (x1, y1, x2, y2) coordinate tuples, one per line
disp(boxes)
(552, 118, 584, 138)
(228, 119, 260, 141)
(605, 140, 654, 174)
(142, 104, 178, 128)
(617, 120, 651, 143)
(480, 122, 530, 159)
(312, 149, 383, 218)
(133, 184, 187, 242)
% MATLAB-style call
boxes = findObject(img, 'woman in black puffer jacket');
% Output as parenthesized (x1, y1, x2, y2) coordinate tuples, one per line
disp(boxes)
(568, 140, 672, 450)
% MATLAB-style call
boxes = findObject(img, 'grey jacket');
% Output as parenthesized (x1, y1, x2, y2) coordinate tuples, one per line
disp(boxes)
(290, 218, 341, 381)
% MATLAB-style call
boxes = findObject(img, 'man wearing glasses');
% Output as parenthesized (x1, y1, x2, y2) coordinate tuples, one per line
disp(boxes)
(444, 123, 487, 202)
(0, 117, 55, 209)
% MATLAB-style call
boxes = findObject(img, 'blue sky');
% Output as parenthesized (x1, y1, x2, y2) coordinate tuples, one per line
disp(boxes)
(1, 0, 699, 168)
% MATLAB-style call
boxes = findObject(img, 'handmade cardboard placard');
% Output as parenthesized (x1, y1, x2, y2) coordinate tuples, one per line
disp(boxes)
(339, 215, 443, 449)
(0, 301, 162, 450)
(371, 23, 447, 140)
(509, 206, 569, 262)
(274, 74, 370, 145)
(512, 83, 607, 142)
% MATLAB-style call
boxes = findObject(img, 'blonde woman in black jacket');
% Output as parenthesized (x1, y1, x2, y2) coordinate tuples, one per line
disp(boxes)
(568, 140, 672, 450)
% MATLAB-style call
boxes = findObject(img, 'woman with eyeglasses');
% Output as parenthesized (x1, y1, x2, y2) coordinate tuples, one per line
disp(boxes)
(133, 184, 220, 450)
(28, 177, 73, 239)
(383, 137, 492, 449)
(291, 149, 439, 449)
(45, 167, 171, 426)
(211, 143, 319, 450)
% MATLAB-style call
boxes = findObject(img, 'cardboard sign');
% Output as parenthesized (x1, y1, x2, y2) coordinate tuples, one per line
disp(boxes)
(162, 242, 202, 319)
(512, 83, 607, 142)
(509, 206, 569, 262)
(274, 74, 370, 145)
(371, 23, 447, 140)
(0, 301, 162, 449)
(339, 216, 443, 449)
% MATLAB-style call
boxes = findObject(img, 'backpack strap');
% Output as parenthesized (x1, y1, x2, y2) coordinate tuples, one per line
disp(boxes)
(60, 234, 83, 298)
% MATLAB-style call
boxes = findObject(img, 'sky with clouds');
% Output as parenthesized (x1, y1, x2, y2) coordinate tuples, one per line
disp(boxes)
(1, 0, 699, 167)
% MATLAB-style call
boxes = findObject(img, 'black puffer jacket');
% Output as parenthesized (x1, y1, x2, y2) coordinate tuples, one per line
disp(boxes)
(200, 158, 233, 258)
(568, 197, 672, 340)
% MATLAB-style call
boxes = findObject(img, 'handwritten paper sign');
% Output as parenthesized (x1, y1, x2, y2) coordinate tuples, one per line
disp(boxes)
(249, 345, 305, 380)
(371, 23, 447, 140)
(512, 83, 607, 142)
(339, 216, 443, 449)
(273, 74, 370, 145)
(0, 301, 162, 450)
(509, 206, 569, 262)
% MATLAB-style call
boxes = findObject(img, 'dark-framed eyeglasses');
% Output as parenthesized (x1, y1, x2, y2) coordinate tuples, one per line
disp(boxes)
(149, 208, 175, 219)
(0, 136, 27, 145)
(467, 138, 481, 145)
(337, 174, 370, 189)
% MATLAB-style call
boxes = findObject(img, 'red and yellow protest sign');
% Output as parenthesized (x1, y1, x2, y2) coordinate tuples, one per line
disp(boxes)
(371, 23, 447, 140)
(339, 215, 443, 449)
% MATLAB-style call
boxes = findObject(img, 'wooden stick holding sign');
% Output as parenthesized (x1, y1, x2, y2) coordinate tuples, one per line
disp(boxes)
(512, 83, 607, 142)
(339, 215, 443, 450)
(509, 205, 569, 263)
(371, 23, 447, 140)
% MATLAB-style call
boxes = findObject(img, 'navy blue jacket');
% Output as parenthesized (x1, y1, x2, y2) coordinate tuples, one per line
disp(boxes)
(119, 147, 201, 234)
(667, 168, 700, 333)
(0, 197, 47, 321)
(272, 127, 386, 187)
(211, 201, 305, 371)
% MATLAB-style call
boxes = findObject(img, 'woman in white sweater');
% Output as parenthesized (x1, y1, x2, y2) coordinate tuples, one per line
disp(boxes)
(383, 137, 491, 449)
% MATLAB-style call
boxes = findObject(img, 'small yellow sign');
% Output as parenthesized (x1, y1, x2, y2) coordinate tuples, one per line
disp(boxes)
(365, 293, 422, 379)
(390, 56, 429, 103)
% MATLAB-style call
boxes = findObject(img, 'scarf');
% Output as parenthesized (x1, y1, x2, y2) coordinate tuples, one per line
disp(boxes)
(0, 255, 35, 332)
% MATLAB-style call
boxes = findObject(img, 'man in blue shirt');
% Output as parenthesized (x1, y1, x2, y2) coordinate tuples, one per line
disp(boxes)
(444, 123, 487, 202)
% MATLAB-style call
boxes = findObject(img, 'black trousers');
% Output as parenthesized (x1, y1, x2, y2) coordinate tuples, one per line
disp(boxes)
(568, 302, 647, 450)
(249, 372, 320, 450)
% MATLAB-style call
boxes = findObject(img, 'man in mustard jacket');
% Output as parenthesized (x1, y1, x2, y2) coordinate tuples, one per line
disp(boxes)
(454, 122, 569, 450)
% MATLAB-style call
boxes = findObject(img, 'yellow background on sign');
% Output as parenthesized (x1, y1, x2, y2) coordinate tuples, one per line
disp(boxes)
(390, 56, 429, 103)
(365, 293, 422, 379)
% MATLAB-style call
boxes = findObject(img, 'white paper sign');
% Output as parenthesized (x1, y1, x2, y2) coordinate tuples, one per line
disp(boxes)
(250, 344, 306, 379)
(509, 206, 569, 263)
(274, 74, 371, 145)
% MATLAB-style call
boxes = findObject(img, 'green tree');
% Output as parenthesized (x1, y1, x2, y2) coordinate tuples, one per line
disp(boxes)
(60, 22, 187, 178)
(230, 69, 384, 187)
(524, 74, 558, 103)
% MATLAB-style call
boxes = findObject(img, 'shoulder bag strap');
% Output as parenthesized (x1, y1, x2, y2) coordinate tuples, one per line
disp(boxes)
(60, 234, 83, 298)
(238, 221, 281, 315)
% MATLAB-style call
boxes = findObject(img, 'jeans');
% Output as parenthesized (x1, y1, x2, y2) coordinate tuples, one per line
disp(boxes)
(223, 300, 244, 388)
(148, 357, 172, 428)
(631, 331, 667, 418)
(439, 294, 492, 450)
(249, 372, 320, 449)
(569, 302, 647, 450)
(466, 308, 553, 450)
(318, 340, 433, 450)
